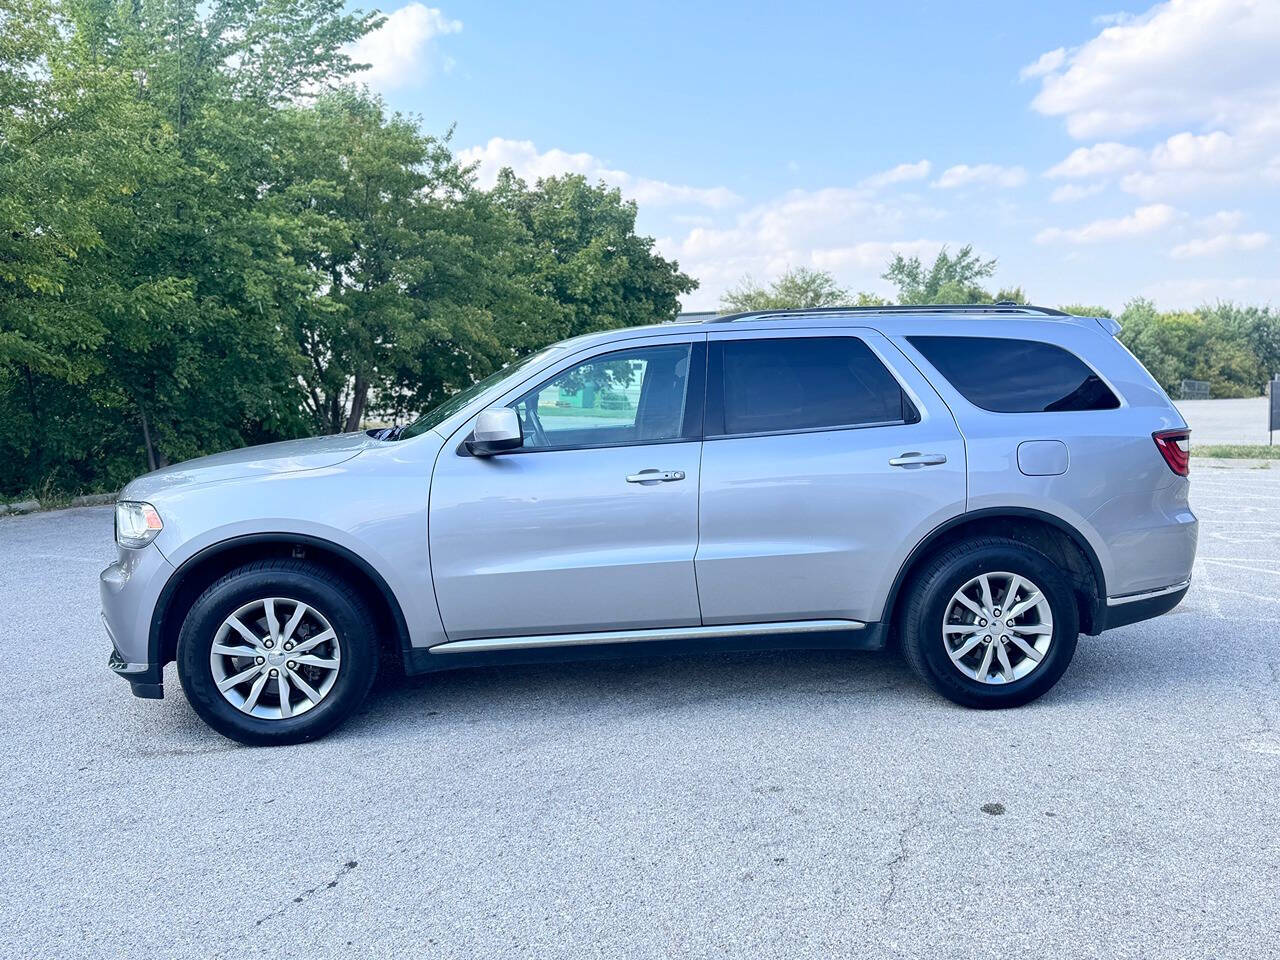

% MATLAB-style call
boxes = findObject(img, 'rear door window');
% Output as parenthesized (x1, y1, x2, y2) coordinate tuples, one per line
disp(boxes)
(907, 336, 1120, 413)
(708, 336, 915, 437)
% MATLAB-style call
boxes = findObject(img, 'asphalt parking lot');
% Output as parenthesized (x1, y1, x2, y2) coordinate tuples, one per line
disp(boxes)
(1, 461, 1278, 959)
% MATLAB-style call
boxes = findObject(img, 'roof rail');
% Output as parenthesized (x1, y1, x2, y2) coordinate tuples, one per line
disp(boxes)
(707, 303, 1070, 323)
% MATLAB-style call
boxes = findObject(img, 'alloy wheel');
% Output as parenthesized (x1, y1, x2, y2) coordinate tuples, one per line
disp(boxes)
(208, 598, 342, 719)
(941, 571, 1054, 684)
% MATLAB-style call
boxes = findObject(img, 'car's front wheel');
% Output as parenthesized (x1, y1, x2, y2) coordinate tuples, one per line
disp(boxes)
(177, 559, 379, 745)
(900, 537, 1079, 708)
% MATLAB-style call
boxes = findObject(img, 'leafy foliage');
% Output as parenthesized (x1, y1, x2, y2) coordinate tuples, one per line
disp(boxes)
(720, 267, 851, 312)
(0, 0, 693, 497)
(882, 245, 998, 305)
(1118, 300, 1274, 399)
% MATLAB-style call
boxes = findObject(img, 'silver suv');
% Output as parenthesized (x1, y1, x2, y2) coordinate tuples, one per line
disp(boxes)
(101, 305, 1197, 745)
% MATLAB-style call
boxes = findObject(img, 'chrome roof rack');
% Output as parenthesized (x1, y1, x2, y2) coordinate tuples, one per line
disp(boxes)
(707, 303, 1070, 323)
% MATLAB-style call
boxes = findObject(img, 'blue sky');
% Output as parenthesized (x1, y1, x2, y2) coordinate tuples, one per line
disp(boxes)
(349, 0, 1280, 312)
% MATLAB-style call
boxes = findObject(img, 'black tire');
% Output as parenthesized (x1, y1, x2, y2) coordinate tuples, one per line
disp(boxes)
(177, 558, 380, 746)
(900, 536, 1079, 708)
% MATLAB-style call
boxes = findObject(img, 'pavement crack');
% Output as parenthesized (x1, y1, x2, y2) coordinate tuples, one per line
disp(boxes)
(254, 860, 358, 928)
(879, 795, 924, 916)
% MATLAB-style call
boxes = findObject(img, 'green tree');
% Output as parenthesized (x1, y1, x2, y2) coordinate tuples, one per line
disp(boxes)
(274, 92, 457, 433)
(1118, 299, 1267, 398)
(720, 266, 851, 312)
(882, 245, 999, 304)
(1058, 304, 1113, 318)
(0, 0, 375, 490)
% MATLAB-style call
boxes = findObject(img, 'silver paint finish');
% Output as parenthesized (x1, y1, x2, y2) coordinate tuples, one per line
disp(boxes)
(428, 618, 866, 654)
(1017, 440, 1070, 477)
(470, 407, 521, 447)
(101, 307, 1198, 690)
(100, 542, 176, 666)
(892, 318, 1198, 597)
(695, 328, 966, 625)
(429, 440, 704, 638)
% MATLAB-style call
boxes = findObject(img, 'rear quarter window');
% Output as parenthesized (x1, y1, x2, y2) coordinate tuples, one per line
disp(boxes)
(907, 336, 1120, 413)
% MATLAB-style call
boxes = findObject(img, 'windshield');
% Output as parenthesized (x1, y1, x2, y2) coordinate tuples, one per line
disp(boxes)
(396, 349, 554, 441)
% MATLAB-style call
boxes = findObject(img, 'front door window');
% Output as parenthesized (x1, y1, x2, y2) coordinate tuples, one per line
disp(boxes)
(513, 344, 693, 450)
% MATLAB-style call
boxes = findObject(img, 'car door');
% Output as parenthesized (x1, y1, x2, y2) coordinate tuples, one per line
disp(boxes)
(695, 327, 966, 625)
(429, 334, 707, 640)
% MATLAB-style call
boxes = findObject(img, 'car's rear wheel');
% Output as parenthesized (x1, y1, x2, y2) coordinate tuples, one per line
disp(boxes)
(900, 537, 1078, 708)
(177, 559, 379, 745)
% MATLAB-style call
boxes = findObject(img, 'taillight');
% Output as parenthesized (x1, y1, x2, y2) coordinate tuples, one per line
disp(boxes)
(1153, 429, 1190, 476)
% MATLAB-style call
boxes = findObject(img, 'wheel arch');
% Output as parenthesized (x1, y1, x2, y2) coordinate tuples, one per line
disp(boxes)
(149, 533, 413, 672)
(881, 508, 1108, 636)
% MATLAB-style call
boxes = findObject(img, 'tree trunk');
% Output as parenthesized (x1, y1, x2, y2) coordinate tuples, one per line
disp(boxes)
(137, 400, 167, 471)
(22, 365, 44, 484)
(343, 373, 368, 433)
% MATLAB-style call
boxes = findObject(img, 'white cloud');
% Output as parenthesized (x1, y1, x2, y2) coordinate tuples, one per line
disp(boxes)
(1170, 231, 1269, 258)
(652, 185, 954, 307)
(932, 164, 1028, 189)
(810, 240, 947, 272)
(1027, 0, 1280, 139)
(1092, 11, 1137, 26)
(1035, 203, 1179, 244)
(1020, 47, 1067, 80)
(1045, 142, 1144, 178)
(348, 4, 462, 91)
(861, 160, 931, 189)
(1151, 130, 1241, 170)
(1198, 209, 1245, 231)
(457, 137, 741, 209)
(1050, 182, 1108, 203)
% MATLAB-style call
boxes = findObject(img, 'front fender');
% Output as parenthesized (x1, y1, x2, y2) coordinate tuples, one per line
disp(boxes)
(144, 437, 447, 655)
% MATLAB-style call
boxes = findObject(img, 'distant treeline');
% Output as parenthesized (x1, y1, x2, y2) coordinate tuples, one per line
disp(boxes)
(724, 259, 1280, 403)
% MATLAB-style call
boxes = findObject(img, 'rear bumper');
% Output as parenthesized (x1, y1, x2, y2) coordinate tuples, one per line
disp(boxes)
(1097, 579, 1191, 632)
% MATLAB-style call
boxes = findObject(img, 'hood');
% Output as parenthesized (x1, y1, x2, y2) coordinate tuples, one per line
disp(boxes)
(120, 432, 375, 500)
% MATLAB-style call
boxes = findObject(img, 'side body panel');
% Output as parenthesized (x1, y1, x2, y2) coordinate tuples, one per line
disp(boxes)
(124, 431, 450, 651)
(694, 328, 968, 625)
(890, 318, 1197, 598)
(429, 442, 704, 638)
(428, 331, 706, 640)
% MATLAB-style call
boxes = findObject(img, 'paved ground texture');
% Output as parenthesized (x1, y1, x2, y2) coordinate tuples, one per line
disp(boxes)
(1175, 396, 1273, 446)
(2, 461, 1278, 959)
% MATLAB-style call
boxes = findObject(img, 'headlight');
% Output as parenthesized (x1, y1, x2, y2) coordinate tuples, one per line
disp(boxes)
(115, 501, 163, 548)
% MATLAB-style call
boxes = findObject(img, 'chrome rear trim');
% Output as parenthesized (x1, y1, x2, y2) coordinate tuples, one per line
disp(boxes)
(1106, 578, 1192, 607)
(428, 619, 866, 654)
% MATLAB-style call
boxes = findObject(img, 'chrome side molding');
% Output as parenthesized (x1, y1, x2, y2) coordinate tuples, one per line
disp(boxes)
(428, 618, 866, 655)
(1105, 578, 1191, 607)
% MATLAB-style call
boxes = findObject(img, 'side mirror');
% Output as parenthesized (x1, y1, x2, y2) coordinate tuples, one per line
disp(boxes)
(465, 407, 523, 456)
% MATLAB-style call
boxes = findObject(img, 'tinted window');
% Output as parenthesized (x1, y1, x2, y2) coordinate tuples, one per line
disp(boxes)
(712, 337, 912, 436)
(908, 336, 1120, 413)
(512, 343, 694, 450)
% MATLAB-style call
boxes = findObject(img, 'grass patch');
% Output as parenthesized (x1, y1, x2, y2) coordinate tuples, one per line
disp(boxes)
(1192, 444, 1280, 459)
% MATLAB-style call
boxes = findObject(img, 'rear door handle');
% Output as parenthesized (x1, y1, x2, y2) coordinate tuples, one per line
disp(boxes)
(626, 469, 686, 483)
(889, 452, 947, 467)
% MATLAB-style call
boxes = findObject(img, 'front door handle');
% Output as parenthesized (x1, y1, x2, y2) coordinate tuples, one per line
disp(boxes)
(889, 452, 947, 467)
(626, 469, 686, 484)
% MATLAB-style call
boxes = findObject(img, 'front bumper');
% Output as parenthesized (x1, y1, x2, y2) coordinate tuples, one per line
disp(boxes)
(100, 543, 175, 699)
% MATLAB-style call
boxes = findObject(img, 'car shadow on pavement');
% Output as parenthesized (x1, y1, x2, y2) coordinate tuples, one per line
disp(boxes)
(346, 646, 932, 737)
